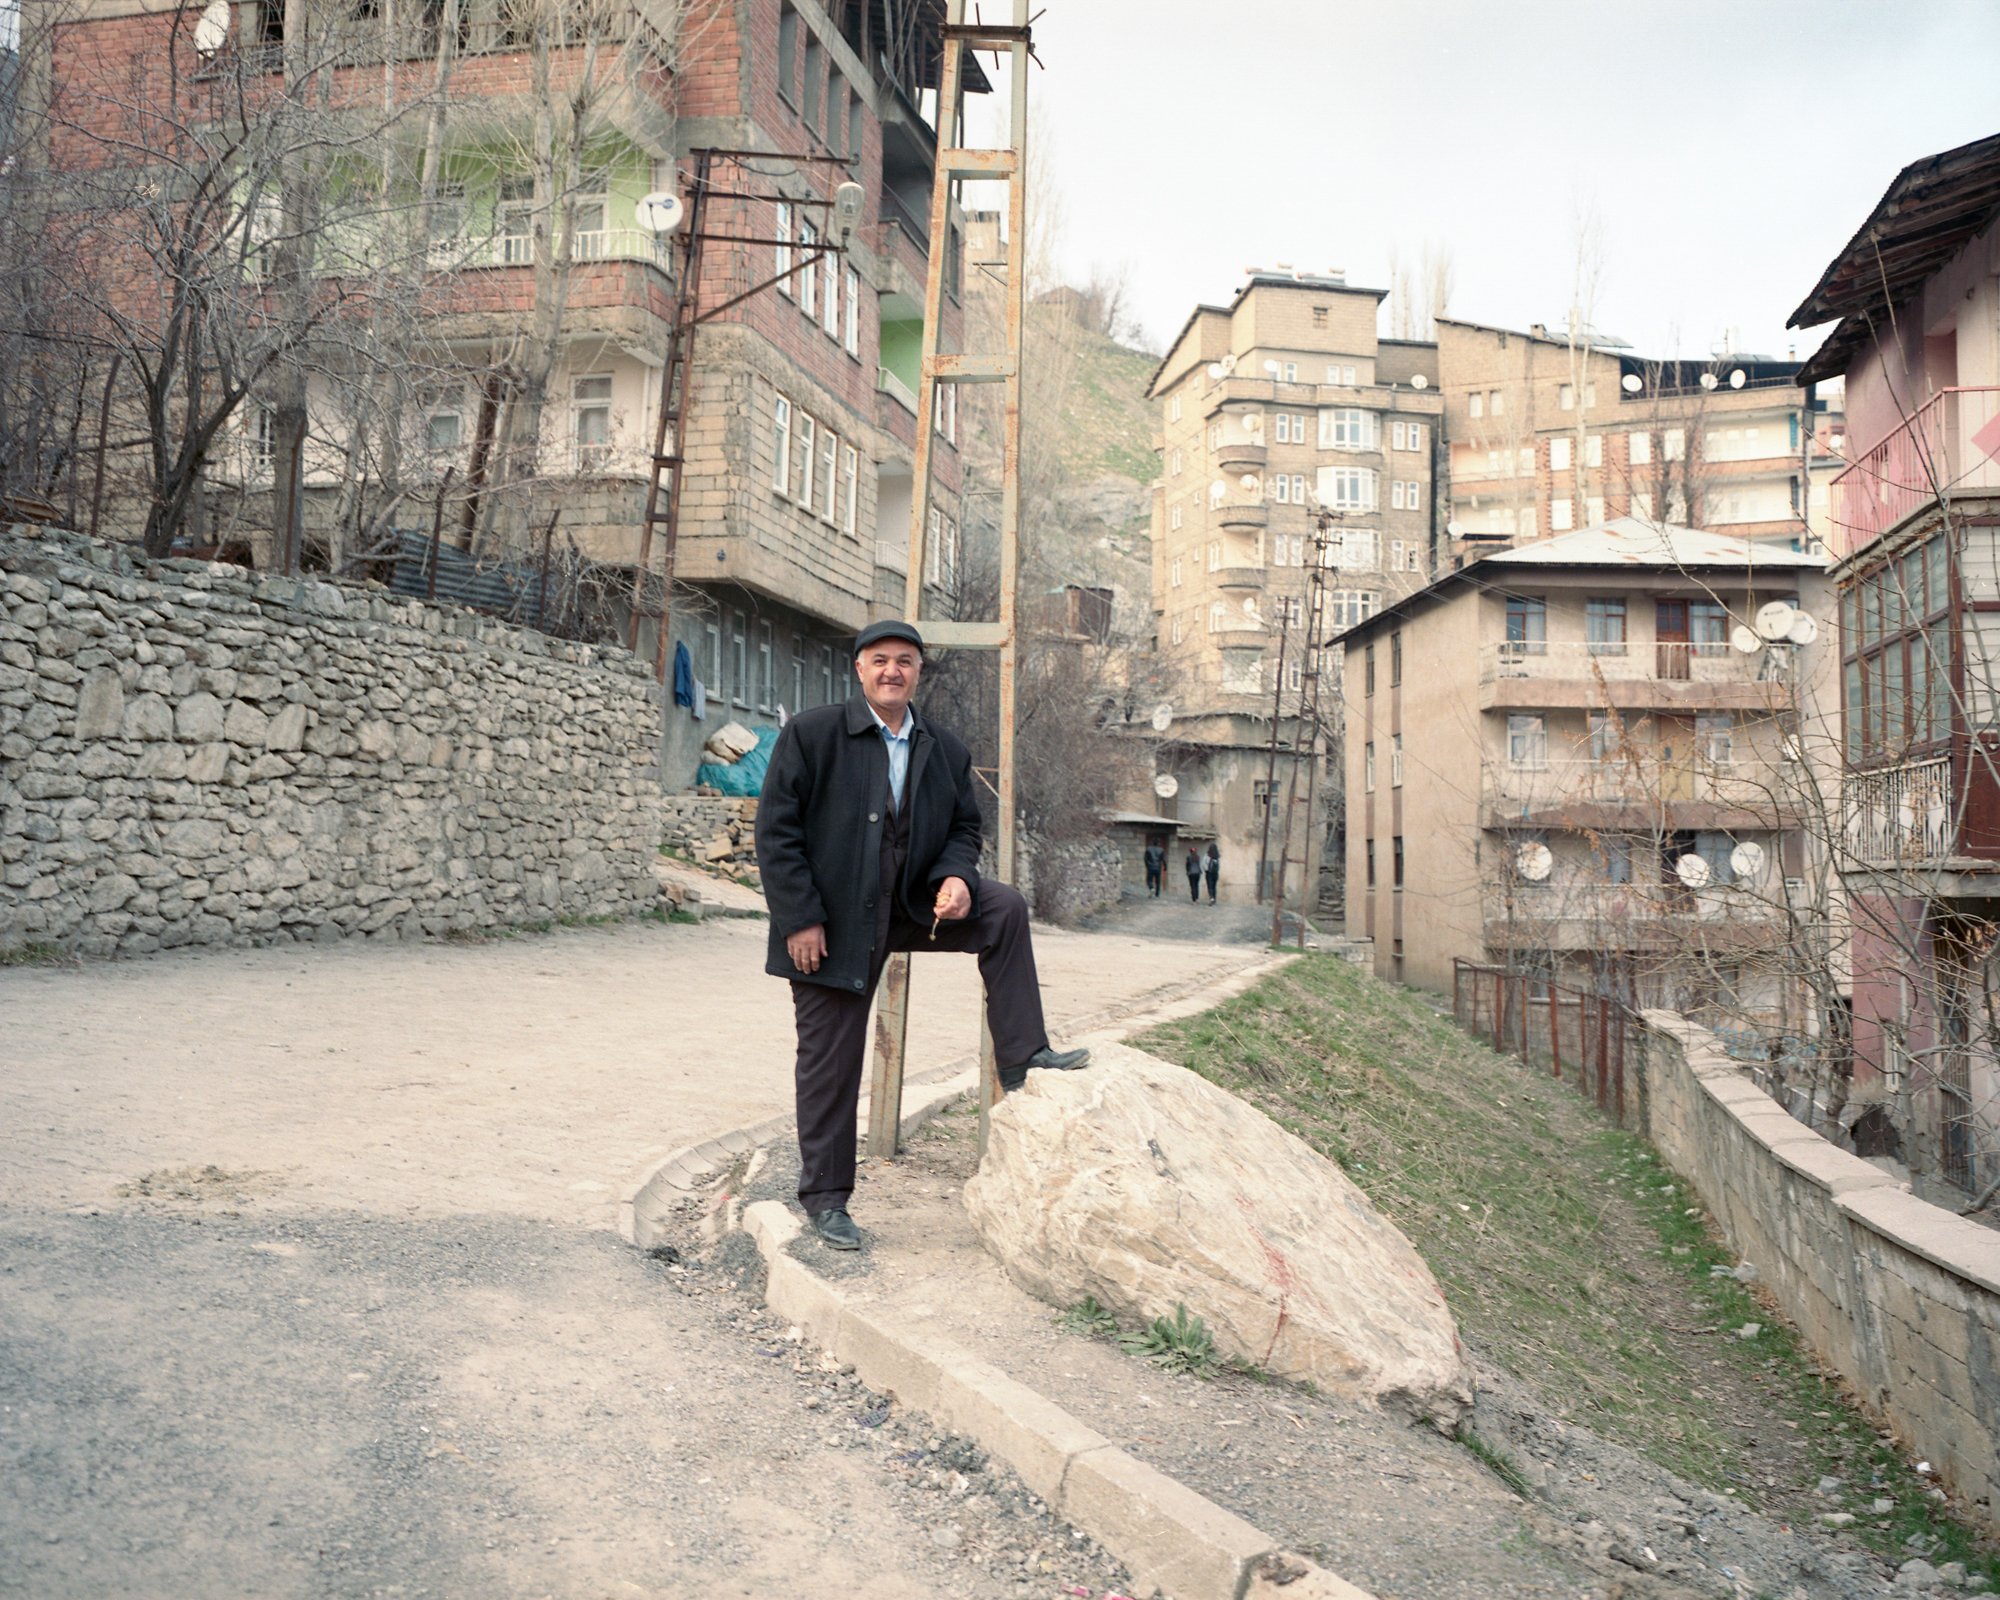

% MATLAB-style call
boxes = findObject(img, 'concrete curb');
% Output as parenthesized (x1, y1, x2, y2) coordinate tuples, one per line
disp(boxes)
(618, 948, 1292, 1248)
(742, 1200, 1377, 1600)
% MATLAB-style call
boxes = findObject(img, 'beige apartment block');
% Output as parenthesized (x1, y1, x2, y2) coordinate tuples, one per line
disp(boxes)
(1343, 520, 1832, 1039)
(1143, 270, 1443, 906)
(1436, 320, 1844, 555)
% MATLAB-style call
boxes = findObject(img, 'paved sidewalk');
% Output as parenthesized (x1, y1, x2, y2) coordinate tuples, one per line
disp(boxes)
(0, 917, 1274, 1227)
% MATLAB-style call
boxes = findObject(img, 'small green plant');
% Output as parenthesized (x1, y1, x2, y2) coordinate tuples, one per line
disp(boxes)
(0, 941, 68, 967)
(1057, 1295, 1119, 1340)
(1461, 1430, 1535, 1499)
(1119, 1303, 1219, 1378)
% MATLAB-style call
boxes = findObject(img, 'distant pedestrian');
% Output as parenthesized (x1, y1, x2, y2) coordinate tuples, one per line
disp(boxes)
(1184, 845, 1202, 903)
(1205, 842, 1220, 905)
(1142, 842, 1165, 898)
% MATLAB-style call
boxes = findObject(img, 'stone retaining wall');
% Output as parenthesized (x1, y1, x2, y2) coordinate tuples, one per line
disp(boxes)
(1, 526, 664, 957)
(1636, 1012, 2000, 1526)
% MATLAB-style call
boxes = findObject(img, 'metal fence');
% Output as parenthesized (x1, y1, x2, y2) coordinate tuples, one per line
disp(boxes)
(1452, 959, 1639, 1128)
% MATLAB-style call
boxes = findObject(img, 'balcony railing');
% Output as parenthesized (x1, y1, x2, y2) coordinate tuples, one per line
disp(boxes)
(1479, 638, 1795, 687)
(1482, 753, 1791, 822)
(1831, 387, 2000, 556)
(427, 227, 672, 272)
(877, 368, 919, 414)
(1843, 754, 1953, 866)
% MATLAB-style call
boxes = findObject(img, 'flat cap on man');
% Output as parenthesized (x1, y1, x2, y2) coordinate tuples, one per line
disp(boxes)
(853, 619, 925, 657)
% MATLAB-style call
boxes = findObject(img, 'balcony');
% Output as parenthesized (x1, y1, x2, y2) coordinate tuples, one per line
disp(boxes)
(1482, 881, 1790, 954)
(1215, 566, 1265, 592)
(1482, 753, 1797, 832)
(1842, 751, 2000, 874)
(1214, 498, 1268, 533)
(1478, 639, 1799, 714)
(1216, 440, 1267, 474)
(877, 367, 919, 414)
(1831, 387, 2000, 557)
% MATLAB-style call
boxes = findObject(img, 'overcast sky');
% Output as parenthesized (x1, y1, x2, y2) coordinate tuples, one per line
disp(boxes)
(1013, 1, 2000, 363)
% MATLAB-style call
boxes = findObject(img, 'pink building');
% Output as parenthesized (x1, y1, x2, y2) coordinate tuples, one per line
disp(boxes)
(1788, 131, 2000, 1192)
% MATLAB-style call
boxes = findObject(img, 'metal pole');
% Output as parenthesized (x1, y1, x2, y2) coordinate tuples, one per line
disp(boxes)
(1256, 609, 1289, 906)
(1549, 985, 1561, 1079)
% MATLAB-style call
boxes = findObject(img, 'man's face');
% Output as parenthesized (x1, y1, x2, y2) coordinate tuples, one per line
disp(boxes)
(855, 642, 922, 721)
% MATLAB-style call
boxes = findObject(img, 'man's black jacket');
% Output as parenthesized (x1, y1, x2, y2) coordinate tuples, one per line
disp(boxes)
(754, 696, 984, 994)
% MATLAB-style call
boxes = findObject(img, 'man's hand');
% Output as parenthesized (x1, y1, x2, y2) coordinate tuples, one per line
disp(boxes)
(933, 876, 972, 922)
(787, 924, 828, 974)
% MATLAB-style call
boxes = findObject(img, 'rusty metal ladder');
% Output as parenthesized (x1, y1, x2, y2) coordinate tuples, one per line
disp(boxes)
(866, 0, 1033, 1161)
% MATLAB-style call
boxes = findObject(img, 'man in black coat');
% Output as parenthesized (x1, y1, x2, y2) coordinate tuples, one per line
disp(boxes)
(755, 619, 1089, 1250)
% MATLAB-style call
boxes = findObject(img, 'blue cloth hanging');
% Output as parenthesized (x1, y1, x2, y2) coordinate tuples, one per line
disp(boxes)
(672, 640, 695, 707)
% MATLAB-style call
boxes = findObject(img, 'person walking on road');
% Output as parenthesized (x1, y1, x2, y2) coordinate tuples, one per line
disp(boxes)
(755, 619, 1091, 1253)
(1205, 842, 1221, 905)
(1184, 845, 1202, 903)
(1142, 841, 1165, 898)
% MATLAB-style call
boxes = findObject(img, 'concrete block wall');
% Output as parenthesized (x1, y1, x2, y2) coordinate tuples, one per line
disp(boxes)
(1637, 1011, 2000, 1527)
(0, 526, 665, 958)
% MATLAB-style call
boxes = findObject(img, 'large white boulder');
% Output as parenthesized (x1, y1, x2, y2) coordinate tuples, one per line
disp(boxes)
(963, 1042, 1472, 1426)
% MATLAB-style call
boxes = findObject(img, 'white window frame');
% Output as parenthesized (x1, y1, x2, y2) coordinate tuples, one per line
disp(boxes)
(821, 252, 841, 339)
(1207, 540, 1222, 572)
(1391, 734, 1403, 787)
(1550, 436, 1571, 471)
(775, 201, 793, 297)
(1468, 392, 1484, 419)
(1559, 382, 1575, 411)
(1317, 466, 1378, 512)
(1169, 503, 1183, 531)
(1318, 407, 1377, 451)
(818, 425, 838, 523)
(1272, 475, 1291, 504)
(1169, 394, 1182, 422)
(842, 265, 860, 356)
(1170, 448, 1183, 476)
(571, 373, 614, 472)
(1508, 714, 1548, 770)
(1584, 434, 1603, 468)
(772, 393, 792, 492)
(1170, 556, 1182, 587)
(839, 442, 858, 535)
(795, 411, 816, 508)
(1628, 429, 1651, 465)
(1550, 497, 1573, 532)
(797, 216, 818, 318)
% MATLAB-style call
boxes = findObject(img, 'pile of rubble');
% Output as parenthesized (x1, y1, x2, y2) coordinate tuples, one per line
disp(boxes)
(660, 793, 761, 890)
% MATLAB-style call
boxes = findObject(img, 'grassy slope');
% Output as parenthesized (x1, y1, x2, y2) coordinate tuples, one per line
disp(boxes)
(1131, 955, 1997, 1580)
(1056, 328, 1160, 493)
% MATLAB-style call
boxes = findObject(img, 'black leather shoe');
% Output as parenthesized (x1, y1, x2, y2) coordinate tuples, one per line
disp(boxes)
(998, 1044, 1092, 1092)
(807, 1208, 861, 1250)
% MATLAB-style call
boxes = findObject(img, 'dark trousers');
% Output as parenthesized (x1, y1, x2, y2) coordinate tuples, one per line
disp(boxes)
(1144, 866, 1160, 896)
(1206, 868, 1218, 903)
(1187, 871, 1200, 903)
(790, 877, 1047, 1216)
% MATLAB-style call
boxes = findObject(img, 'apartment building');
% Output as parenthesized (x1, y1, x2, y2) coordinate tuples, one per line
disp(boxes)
(1436, 319, 1843, 553)
(1144, 269, 1443, 905)
(1789, 130, 2000, 1192)
(1342, 519, 1829, 1031)
(39, 0, 970, 783)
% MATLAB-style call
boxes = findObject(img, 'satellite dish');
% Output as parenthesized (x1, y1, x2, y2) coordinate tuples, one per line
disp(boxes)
(1787, 612, 1819, 646)
(1676, 854, 1712, 889)
(194, 0, 231, 54)
(1445, 519, 1464, 537)
(1242, 413, 1262, 432)
(1240, 474, 1259, 491)
(1209, 479, 1227, 501)
(1729, 368, 1747, 389)
(1755, 600, 1799, 641)
(1730, 624, 1762, 655)
(635, 191, 685, 235)
(1621, 373, 1644, 394)
(1411, 374, 1429, 390)
(1221, 353, 1237, 373)
(1699, 372, 1720, 391)
(1153, 773, 1179, 799)
(1262, 359, 1280, 375)
(1515, 842, 1553, 882)
(1729, 841, 1766, 881)
(1206, 362, 1225, 381)
(1149, 702, 1173, 732)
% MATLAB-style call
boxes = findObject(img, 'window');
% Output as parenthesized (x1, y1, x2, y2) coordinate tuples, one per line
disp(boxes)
(1365, 742, 1376, 791)
(1391, 733, 1403, 787)
(728, 611, 748, 705)
(1328, 591, 1379, 633)
(1207, 602, 1225, 633)
(1366, 839, 1376, 888)
(1508, 714, 1547, 769)
(1663, 427, 1686, 462)
(843, 266, 860, 356)
(1585, 495, 1604, 525)
(776, 6, 799, 104)
(775, 200, 793, 296)
(756, 620, 775, 712)
(839, 443, 858, 535)
(1559, 382, 1575, 411)
(1206, 541, 1222, 572)
(247, 402, 276, 479)
(1586, 597, 1627, 654)
(1169, 394, 1182, 422)
(802, 35, 823, 129)
(496, 173, 534, 263)
(1697, 714, 1733, 765)
(934, 383, 956, 444)
(1587, 711, 1621, 762)
(1390, 631, 1402, 685)
(1550, 497, 1574, 531)
(1289, 473, 1306, 502)
(819, 644, 835, 707)
(1585, 434, 1603, 468)
(797, 217, 818, 317)
(1391, 419, 1425, 451)
(1631, 489, 1653, 521)
(420, 389, 463, 467)
(1318, 466, 1378, 511)
(1393, 836, 1404, 889)
(791, 639, 806, 711)
(1550, 436, 1571, 471)
(1272, 412, 1294, 443)
(1169, 504, 1183, 532)
(1694, 831, 1737, 885)
(1283, 362, 1298, 382)
(1319, 407, 1377, 450)
(1504, 594, 1546, 655)
(848, 95, 862, 162)
(1170, 448, 1183, 476)
(1311, 306, 1328, 327)
(821, 252, 842, 339)
(1469, 392, 1484, 419)
(572, 374, 613, 470)
(1331, 528, 1379, 569)
(818, 425, 838, 522)
(1599, 838, 1633, 883)
(1628, 429, 1651, 465)
(703, 618, 722, 688)
(1170, 613, 1184, 645)
(795, 411, 816, 508)
(1270, 533, 1304, 566)
(1364, 643, 1376, 695)
(1170, 556, 1182, 587)
(772, 394, 792, 492)
(1272, 475, 1291, 505)
(1325, 363, 1356, 385)
(1691, 599, 1729, 654)
(1390, 479, 1422, 511)
(1488, 389, 1504, 415)
(1584, 384, 1597, 409)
